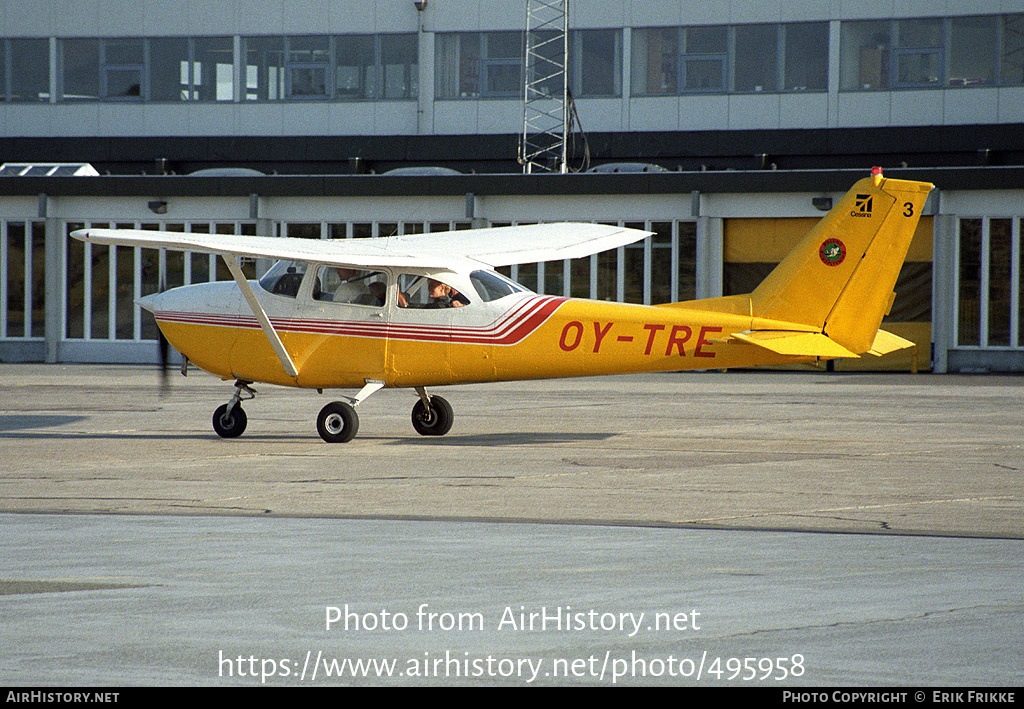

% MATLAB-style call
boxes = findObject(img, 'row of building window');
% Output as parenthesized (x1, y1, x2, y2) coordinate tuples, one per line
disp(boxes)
(1, 14, 1022, 103)
(631, 24, 827, 95)
(841, 16, 1024, 90)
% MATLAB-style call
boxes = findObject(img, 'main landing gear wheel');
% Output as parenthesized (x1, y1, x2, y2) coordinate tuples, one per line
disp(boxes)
(213, 403, 247, 438)
(411, 395, 454, 436)
(317, 401, 359, 443)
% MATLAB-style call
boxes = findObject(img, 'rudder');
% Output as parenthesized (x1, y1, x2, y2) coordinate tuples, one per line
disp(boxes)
(749, 169, 933, 354)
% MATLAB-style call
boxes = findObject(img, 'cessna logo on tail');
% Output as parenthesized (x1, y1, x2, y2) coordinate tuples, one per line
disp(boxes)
(852, 194, 873, 217)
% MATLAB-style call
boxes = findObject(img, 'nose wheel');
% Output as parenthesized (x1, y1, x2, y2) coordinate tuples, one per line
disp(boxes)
(212, 403, 247, 438)
(212, 380, 255, 438)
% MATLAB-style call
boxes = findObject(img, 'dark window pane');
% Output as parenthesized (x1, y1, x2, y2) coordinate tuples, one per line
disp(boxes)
(958, 219, 981, 346)
(784, 23, 827, 90)
(734, 25, 777, 92)
(62, 38, 100, 101)
(9, 39, 50, 102)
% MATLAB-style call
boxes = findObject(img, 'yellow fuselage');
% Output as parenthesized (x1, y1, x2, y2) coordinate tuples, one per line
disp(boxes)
(156, 292, 811, 390)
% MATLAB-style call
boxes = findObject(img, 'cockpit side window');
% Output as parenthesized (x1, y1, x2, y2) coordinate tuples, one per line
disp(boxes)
(470, 269, 528, 301)
(396, 274, 470, 309)
(258, 261, 308, 298)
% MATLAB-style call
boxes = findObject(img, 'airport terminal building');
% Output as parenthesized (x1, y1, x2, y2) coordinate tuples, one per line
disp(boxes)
(1, 0, 1023, 372)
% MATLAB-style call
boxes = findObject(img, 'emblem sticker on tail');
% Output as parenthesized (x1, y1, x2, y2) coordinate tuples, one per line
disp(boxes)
(819, 238, 846, 266)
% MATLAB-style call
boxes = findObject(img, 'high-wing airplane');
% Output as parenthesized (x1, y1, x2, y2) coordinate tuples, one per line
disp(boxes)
(72, 168, 933, 442)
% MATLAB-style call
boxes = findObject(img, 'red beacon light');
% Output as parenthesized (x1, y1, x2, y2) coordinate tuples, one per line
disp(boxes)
(871, 165, 884, 185)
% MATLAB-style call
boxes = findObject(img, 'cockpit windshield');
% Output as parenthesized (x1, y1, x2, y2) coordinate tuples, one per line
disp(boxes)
(258, 260, 308, 298)
(470, 270, 530, 301)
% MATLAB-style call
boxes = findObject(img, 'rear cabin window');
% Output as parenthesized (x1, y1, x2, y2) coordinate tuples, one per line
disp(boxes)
(314, 266, 387, 306)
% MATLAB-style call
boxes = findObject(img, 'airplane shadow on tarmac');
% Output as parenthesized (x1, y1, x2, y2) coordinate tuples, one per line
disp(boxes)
(0, 414, 615, 446)
(380, 432, 617, 446)
(0, 415, 89, 432)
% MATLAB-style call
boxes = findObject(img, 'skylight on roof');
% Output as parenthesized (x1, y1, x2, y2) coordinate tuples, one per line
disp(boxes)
(0, 162, 100, 177)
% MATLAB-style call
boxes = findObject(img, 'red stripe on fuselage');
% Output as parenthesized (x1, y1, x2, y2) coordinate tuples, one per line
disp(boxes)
(154, 295, 567, 347)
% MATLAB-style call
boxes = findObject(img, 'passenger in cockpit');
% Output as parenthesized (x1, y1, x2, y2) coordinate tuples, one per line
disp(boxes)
(333, 267, 369, 303)
(366, 281, 386, 306)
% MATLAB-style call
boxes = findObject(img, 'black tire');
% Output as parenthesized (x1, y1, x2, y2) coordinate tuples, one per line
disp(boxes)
(411, 395, 454, 436)
(213, 403, 247, 438)
(317, 401, 359, 443)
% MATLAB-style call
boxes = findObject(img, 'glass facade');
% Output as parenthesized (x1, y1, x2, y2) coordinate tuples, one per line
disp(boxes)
(500, 220, 695, 304)
(52, 34, 416, 103)
(841, 15, 1023, 90)
(241, 34, 417, 101)
(2, 14, 1020, 105)
(436, 32, 525, 99)
(2, 221, 45, 339)
(631, 23, 827, 95)
(436, 30, 622, 99)
(957, 217, 1024, 349)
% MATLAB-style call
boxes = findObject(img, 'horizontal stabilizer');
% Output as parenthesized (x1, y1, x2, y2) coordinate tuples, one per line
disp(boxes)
(867, 329, 916, 357)
(731, 330, 859, 359)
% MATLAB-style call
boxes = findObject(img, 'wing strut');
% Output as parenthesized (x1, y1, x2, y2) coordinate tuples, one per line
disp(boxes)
(222, 255, 299, 378)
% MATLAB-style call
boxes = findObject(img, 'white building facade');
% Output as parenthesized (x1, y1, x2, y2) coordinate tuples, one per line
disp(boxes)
(3, 1, 1023, 139)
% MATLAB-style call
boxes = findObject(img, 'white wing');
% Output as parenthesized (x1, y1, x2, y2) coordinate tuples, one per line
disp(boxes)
(382, 223, 653, 267)
(72, 228, 441, 269)
(71, 222, 651, 270)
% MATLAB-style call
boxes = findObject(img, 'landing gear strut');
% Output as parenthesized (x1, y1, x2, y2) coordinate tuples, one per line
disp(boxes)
(212, 380, 255, 438)
(314, 380, 383, 443)
(411, 387, 454, 436)
(210, 380, 454, 442)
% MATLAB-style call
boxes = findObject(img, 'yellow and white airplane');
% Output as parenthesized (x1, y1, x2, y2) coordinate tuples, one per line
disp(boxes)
(72, 168, 933, 442)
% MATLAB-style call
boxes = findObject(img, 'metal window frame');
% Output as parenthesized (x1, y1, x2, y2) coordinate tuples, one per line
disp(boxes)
(954, 215, 1023, 350)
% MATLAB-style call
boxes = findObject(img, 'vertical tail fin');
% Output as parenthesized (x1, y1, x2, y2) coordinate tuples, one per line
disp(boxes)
(750, 169, 933, 354)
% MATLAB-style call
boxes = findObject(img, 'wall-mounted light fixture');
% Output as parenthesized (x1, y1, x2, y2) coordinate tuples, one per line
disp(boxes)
(148, 200, 168, 215)
(811, 197, 833, 211)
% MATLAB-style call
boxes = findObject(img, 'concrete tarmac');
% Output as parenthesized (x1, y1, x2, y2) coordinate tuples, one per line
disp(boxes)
(1, 364, 1021, 537)
(0, 364, 1022, 686)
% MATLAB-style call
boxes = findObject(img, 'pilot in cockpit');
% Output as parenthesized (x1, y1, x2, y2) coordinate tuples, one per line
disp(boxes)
(395, 274, 469, 309)
(425, 278, 468, 308)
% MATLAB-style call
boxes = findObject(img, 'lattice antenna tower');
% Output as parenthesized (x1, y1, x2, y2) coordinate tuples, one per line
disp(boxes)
(519, 0, 569, 174)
